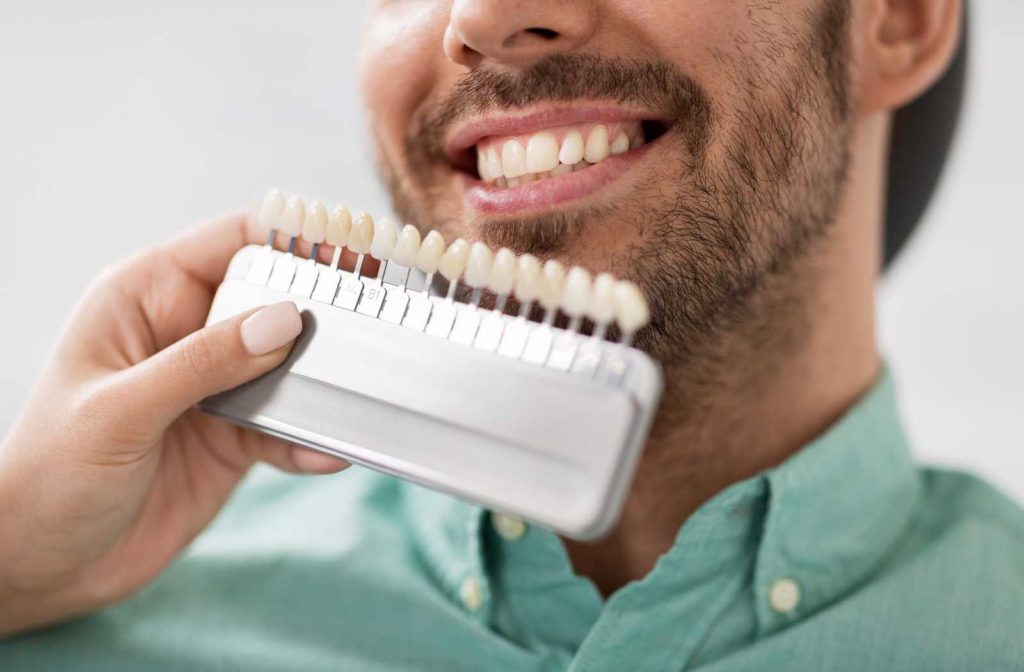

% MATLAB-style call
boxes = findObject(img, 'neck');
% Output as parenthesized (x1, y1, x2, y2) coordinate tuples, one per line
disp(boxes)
(564, 113, 889, 596)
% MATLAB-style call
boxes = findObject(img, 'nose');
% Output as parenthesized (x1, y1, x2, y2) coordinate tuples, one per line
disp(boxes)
(444, 0, 598, 68)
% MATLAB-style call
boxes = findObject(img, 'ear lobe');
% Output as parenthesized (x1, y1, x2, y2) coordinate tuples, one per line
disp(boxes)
(858, 0, 962, 115)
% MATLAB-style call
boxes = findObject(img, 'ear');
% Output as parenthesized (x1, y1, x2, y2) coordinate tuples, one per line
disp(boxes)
(856, 0, 963, 115)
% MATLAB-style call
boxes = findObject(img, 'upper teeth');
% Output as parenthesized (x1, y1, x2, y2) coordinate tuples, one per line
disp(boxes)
(476, 122, 642, 186)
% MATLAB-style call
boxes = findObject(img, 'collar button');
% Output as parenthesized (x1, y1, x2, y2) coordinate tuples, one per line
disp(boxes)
(491, 513, 527, 541)
(769, 577, 801, 614)
(459, 575, 483, 612)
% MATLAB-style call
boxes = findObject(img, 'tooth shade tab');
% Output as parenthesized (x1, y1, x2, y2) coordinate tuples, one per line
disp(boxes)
(416, 230, 446, 274)
(438, 238, 470, 281)
(393, 224, 421, 267)
(303, 201, 327, 244)
(539, 259, 566, 310)
(258, 188, 285, 230)
(562, 266, 592, 318)
(327, 205, 352, 247)
(280, 195, 305, 238)
(349, 212, 374, 255)
(489, 248, 517, 296)
(464, 241, 493, 289)
(514, 254, 543, 303)
(371, 217, 399, 260)
(613, 280, 650, 333)
(589, 272, 616, 324)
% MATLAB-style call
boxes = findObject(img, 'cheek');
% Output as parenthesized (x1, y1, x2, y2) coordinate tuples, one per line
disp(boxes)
(359, 3, 449, 173)
(624, 0, 815, 113)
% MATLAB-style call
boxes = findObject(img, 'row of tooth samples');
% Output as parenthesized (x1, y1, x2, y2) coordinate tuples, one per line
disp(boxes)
(255, 189, 650, 351)
(476, 122, 643, 187)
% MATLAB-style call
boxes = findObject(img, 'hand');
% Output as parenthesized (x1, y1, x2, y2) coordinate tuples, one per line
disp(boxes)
(0, 213, 348, 636)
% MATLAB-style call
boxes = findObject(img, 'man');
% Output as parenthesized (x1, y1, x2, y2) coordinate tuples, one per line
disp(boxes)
(2, 0, 1022, 670)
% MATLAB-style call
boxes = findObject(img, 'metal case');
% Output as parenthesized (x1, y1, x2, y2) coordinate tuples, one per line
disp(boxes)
(200, 245, 662, 540)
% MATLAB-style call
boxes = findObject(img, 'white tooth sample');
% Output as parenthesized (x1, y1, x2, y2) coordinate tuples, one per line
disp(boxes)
(613, 280, 650, 333)
(348, 212, 374, 255)
(327, 205, 352, 247)
(506, 176, 521, 188)
(562, 266, 592, 318)
(485, 147, 502, 182)
(303, 201, 327, 243)
(539, 259, 566, 311)
(258, 188, 285, 230)
(588, 272, 616, 325)
(416, 230, 446, 274)
(610, 131, 630, 155)
(393, 224, 421, 267)
(438, 238, 470, 281)
(280, 195, 305, 238)
(526, 132, 560, 173)
(501, 139, 527, 178)
(584, 124, 610, 164)
(488, 248, 517, 296)
(370, 217, 399, 260)
(559, 130, 585, 165)
(514, 254, 543, 303)
(464, 241, 493, 289)
(550, 163, 573, 177)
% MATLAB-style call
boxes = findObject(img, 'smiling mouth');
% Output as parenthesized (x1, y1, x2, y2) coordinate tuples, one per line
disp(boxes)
(445, 108, 672, 214)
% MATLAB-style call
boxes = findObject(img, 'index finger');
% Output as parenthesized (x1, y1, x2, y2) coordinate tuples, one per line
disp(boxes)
(161, 209, 264, 290)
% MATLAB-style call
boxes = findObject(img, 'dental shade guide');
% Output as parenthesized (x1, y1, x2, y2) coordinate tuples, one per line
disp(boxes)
(201, 188, 663, 540)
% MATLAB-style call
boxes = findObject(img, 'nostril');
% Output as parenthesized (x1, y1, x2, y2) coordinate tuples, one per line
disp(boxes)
(503, 27, 561, 49)
(525, 27, 559, 40)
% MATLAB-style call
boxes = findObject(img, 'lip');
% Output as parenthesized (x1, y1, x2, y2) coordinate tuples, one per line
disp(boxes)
(443, 104, 666, 162)
(462, 140, 655, 216)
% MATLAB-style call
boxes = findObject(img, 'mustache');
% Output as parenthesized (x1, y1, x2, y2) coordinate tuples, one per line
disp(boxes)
(410, 53, 715, 162)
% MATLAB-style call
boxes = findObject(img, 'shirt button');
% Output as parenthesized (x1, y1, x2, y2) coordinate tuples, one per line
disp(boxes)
(769, 577, 801, 613)
(491, 513, 527, 541)
(459, 575, 483, 612)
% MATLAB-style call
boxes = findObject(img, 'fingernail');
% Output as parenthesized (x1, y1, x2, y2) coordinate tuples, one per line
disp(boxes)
(240, 302, 303, 355)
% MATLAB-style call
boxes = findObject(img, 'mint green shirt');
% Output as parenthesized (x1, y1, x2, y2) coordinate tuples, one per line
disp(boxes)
(4, 373, 1024, 670)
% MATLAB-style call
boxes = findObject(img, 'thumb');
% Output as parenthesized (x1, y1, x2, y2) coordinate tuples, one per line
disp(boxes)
(120, 301, 303, 429)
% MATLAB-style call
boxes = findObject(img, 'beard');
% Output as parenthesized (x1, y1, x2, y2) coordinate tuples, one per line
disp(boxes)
(373, 2, 852, 395)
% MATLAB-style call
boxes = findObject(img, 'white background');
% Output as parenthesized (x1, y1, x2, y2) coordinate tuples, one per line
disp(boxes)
(1, 2, 1020, 500)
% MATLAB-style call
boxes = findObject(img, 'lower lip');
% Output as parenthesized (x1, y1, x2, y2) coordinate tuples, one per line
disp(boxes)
(462, 142, 653, 216)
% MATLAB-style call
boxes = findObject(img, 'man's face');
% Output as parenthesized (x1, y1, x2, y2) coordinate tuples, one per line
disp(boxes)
(359, 0, 852, 369)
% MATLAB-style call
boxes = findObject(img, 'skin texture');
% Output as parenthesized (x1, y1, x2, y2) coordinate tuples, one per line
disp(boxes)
(0, 0, 963, 635)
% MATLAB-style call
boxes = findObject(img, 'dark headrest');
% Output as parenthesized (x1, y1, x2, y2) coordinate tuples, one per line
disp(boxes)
(884, 6, 969, 267)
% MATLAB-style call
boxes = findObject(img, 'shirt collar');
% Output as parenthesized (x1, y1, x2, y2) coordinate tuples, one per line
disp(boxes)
(753, 368, 922, 634)
(405, 367, 921, 654)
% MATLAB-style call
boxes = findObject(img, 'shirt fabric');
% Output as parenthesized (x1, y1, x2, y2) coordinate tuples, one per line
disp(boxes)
(3, 372, 1024, 671)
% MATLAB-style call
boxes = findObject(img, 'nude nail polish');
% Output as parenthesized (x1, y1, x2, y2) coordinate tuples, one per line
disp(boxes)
(240, 302, 303, 355)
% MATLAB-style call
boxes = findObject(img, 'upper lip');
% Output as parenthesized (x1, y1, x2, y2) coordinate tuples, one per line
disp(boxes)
(442, 104, 669, 165)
